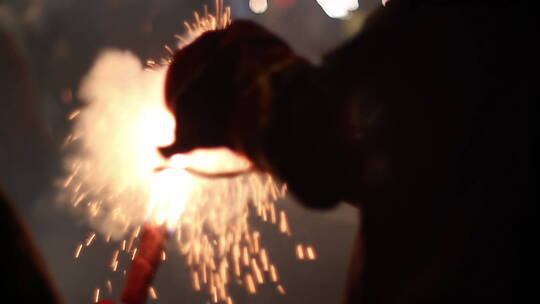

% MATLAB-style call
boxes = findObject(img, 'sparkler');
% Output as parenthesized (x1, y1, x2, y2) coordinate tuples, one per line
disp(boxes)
(59, 1, 316, 303)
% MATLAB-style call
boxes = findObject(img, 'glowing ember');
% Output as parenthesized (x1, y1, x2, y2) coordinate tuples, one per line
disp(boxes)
(148, 286, 158, 300)
(106, 280, 113, 294)
(306, 245, 317, 260)
(74, 243, 83, 259)
(94, 288, 100, 303)
(175, 0, 231, 50)
(60, 1, 315, 302)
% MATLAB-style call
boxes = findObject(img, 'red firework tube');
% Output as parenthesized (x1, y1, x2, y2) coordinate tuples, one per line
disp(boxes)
(120, 224, 168, 304)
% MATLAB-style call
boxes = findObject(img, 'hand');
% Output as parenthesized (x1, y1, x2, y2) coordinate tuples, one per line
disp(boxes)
(159, 20, 309, 167)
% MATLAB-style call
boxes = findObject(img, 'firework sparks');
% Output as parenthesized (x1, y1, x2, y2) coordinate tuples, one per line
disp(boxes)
(60, 1, 314, 302)
(175, 0, 231, 50)
(68, 109, 81, 120)
(270, 264, 279, 282)
(106, 280, 113, 294)
(306, 245, 317, 260)
(85, 232, 96, 246)
(74, 243, 83, 259)
(148, 286, 158, 300)
(296, 244, 305, 260)
(94, 288, 100, 303)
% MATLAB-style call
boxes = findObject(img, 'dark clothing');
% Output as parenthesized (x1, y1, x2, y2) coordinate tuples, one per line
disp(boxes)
(0, 189, 62, 303)
(158, 1, 537, 302)
(263, 1, 537, 303)
(1, 28, 62, 304)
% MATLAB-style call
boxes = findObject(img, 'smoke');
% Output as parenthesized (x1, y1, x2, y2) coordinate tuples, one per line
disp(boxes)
(75, 49, 172, 191)
(59, 48, 282, 238)
(58, 2, 245, 240)
(60, 49, 174, 238)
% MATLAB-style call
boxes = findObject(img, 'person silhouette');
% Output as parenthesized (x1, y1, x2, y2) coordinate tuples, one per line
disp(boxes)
(161, 1, 537, 303)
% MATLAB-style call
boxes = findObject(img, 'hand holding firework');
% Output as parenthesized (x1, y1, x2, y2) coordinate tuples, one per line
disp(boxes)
(160, 20, 356, 208)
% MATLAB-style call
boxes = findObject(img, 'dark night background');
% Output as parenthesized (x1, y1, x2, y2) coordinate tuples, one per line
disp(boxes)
(0, 1, 381, 303)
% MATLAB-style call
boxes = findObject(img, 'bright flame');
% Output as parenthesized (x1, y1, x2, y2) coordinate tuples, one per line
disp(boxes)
(147, 168, 193, 230)
(172, 148, 252, 174)
(316, 0, 359, 19)
(61, 49, 176, 237)
(63, 46, 269, 234)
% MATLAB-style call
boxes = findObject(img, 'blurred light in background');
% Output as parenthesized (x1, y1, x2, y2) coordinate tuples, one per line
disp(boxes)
(315, 0, 359, 19)
(248, 0, 361, 20)
(249, 0, 268, 14)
